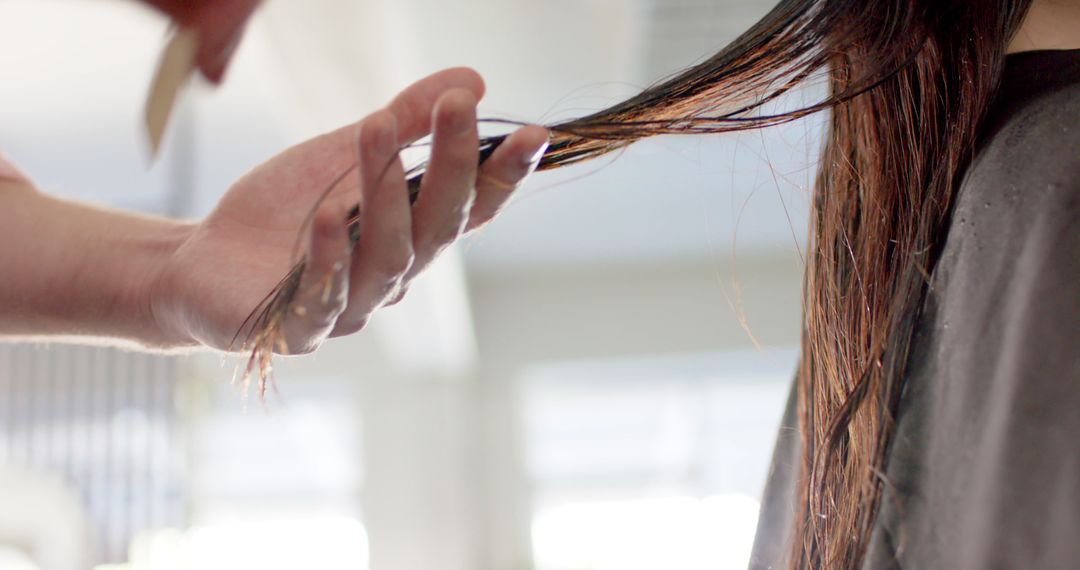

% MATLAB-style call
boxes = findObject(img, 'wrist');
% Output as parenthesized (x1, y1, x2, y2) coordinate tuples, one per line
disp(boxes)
(142, 222, 201, 348)
(0, 177, 202, 347)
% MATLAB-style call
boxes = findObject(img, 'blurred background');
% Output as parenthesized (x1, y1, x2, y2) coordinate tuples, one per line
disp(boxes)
(0, 0, 823, 568)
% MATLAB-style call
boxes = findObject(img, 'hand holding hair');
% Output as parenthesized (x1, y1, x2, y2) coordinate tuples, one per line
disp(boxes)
(146, 68, 548, 390)
(0, 67, 545, 394)
(229, 0, 896, 383)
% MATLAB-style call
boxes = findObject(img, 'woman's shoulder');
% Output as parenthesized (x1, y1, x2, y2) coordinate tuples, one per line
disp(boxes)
(977, 49, 1080, 186)
(966, 59, 1080, 222)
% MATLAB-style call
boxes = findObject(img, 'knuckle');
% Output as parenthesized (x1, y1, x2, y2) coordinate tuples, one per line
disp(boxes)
(385, 287, 409, 307)
(336, 315, 370, 337)
(308, 305, 346, 333)
(468, 211, 496, 232)
(377, 275, 404, 300)
(282, 326, 331, 356)
(290, 342, 319, 356)
(313, 210, 342, 242)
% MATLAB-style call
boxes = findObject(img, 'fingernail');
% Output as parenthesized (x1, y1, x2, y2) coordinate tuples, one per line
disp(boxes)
(523, 142, 549, 167)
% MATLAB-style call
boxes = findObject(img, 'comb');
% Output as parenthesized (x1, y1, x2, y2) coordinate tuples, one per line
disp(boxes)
(144, 28, 199, 158)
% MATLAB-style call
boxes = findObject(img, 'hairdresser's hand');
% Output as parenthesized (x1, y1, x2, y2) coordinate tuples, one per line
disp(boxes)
(142, 0, 261, 84)
(150, 68, 549, 353)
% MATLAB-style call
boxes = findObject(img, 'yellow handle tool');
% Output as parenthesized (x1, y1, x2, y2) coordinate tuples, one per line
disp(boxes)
(144, 28, 199, 159)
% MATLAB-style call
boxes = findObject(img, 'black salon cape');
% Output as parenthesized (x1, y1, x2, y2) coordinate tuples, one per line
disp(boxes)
(750, 49, 1080, 570)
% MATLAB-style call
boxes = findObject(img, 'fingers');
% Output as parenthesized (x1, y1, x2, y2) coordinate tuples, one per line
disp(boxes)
(287, 71, 545, 343)
(281, 204, 351, 354)
(316, 67, 485, 155)
(404, 89, 480, 283)
(331, 111, 415, 337)
(385, 106, 547, 307)
(385, 68, 486, 143)
(466, 125, 549, 232)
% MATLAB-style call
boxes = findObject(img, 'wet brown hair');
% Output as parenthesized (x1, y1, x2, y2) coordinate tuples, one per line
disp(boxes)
(240, 1, 1033, 566)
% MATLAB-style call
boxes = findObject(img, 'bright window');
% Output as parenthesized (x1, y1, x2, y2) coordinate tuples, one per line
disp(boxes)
(522, 349, 794, 570)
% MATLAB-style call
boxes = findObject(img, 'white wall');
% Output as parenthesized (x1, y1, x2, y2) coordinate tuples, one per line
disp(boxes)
(182, 251, 802, 570)
(467, 254, 802, 569)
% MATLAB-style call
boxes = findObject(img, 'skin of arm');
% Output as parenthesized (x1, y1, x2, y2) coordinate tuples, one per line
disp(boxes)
(0, 173, 192, 348)
(0, 69, 549, 353)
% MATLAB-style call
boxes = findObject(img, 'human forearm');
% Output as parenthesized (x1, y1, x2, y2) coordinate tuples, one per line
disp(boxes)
(0, 178, 196, 348)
